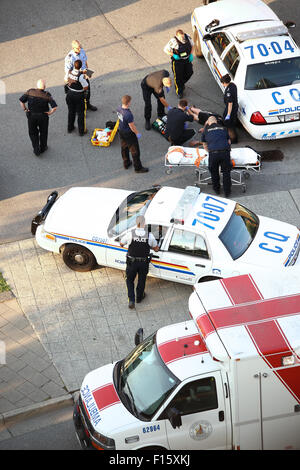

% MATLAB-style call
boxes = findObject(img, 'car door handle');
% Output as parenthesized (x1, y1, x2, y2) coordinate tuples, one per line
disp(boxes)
(195, 264, 206, 268)
(219, 410, 224, 422)
(151, 255, 160, 259)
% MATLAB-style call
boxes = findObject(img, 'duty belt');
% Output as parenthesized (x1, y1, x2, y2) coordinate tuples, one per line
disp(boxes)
(127, 255, 150, 262)
(209, 149, 230, 154)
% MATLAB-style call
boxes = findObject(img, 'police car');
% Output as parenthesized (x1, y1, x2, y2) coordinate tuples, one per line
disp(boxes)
(31, 185, 300, 283)
(191, 0, 300, 140)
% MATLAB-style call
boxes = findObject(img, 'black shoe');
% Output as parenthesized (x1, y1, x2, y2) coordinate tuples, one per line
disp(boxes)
(128, 300, 135, 309)
(40, 146, 48, 153)
(136, 293, 146, 303)
(87, 103, 97, 111)
(33, 148, 41, 156)
(178, 93, 184, 99)
(135, 167, 149, 173)
(214, 187, 221, 195)
(145, 119, 151, 130)
(124, 161, 132, 170)
(224, 192, 231, 198)
(68, 127, 75, 133)
(79, 129, 88, 136)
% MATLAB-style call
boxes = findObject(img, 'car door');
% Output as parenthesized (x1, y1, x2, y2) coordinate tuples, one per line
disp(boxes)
(157, 228, 212, 284)
(159, 372, 228, 450)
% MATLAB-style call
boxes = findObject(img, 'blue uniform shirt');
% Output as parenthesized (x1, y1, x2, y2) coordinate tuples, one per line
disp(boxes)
(64, 49, 88, 74)
(201, 123, 230, 152)
(117, 106, 134, 133)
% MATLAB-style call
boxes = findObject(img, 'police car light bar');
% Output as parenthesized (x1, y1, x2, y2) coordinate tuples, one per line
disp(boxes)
(236, 24, 288, 42)
(170, 186, 200, 225)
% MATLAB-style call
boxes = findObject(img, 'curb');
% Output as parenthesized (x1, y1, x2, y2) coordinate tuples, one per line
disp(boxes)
(0, 393, 76, 428)
(0, 290, 14, 303)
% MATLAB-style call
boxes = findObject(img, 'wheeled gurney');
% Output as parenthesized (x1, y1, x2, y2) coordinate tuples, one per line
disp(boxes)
(165, 145, 261, 192)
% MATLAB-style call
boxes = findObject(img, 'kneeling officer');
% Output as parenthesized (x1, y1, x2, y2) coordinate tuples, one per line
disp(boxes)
(120, 215, 159, 309)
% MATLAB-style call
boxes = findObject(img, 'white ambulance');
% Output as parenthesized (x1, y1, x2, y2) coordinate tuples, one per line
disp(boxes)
(191, 0, 300, 140)
(73, 270, 300, 450)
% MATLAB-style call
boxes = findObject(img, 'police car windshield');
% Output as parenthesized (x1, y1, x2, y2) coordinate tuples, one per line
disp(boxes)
(245, 57, 300, 90)
(119, 333, 179, 420)
(108, 187, 160, 236)
(219, 203, 259, 260)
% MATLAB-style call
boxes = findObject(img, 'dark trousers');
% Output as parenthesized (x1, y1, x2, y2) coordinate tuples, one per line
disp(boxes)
(208, 150, 232, 196)
(126, 260, 149, 302)
(27, 112, 49, 153)
(169, 128, 195, 145)
(119, 131, 142, 170)
(66, 91, 86, 134)
(223, 110, 238, 143)
(141, 78, 165, 121)
(172, 59, 193, 96)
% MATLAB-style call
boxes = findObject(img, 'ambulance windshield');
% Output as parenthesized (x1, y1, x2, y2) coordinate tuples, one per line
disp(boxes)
(245, 57, 300, 90)
(108, 187, 160, 236)
(117, 333, 179, 420)
(219, 203, 259, 259)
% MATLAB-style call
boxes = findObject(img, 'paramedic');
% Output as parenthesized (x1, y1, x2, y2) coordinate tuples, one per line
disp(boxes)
(19, 79, 57, 156)
(120, 215, 159, 309)
(166, 99, 196, 145)
(201, 116, 232, 197)
(117, 95, 148, 173)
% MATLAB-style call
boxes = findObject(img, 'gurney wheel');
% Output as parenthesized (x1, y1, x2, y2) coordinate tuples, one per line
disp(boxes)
(242, 185, 246, 193)
(166, 168, 172, 175)
(243, 171, 250, 180)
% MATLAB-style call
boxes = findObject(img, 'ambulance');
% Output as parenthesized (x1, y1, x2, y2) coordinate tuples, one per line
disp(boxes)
(191, 0, 300, 140)
(73, 270, 300, 450)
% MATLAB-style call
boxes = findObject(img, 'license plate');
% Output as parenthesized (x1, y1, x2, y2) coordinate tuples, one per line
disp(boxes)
(285, 113, 299, 122)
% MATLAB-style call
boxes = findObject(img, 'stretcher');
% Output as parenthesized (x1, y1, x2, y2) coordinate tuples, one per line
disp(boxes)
(165, 145, 261, 193)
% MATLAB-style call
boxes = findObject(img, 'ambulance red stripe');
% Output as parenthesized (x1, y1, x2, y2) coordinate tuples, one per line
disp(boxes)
(158, 333, 208, 364)
(92, 383, 120, 411)
(217, 274, 300, 402)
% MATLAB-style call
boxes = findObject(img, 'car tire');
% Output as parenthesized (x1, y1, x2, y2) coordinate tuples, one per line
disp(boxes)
(62, 244, 96, 272)
(193, 29, 203, 58)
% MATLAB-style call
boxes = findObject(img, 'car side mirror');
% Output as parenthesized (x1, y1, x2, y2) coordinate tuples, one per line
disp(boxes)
(285, 21, 296, 28)
(203, 33, 212, 41)
(134, 328, 144, 346)
(166, 407, 182, 429)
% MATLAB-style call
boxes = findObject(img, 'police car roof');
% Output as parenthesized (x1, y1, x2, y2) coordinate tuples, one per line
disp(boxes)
(194, 0, 278, 32)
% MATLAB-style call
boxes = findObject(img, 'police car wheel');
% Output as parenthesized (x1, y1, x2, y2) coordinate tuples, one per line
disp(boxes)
(193, 29, 203, 58)
(62, 244, 96, 272)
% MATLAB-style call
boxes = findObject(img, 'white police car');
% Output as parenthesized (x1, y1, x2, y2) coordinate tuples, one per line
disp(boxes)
(32, 185, 300, 283)
(191, 0, 300, 140)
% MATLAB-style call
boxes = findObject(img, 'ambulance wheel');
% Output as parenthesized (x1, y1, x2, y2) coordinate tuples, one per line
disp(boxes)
(62, 244, 96, 272)
(193, 29, 203, 58)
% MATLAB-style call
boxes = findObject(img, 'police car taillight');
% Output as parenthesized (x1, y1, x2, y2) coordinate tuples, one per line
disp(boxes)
(250, 112, 267, 125)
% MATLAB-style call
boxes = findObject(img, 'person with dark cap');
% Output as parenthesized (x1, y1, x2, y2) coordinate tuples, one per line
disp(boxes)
(201, 115, 232, 197)
(65, 59, 89, 135)
(164, 29, 194, 98)
(141, 70, 172, 130)
(120, 215, 159, 309)
(166, 99, 196, 145)
(220, 74, 238, 143)
(19, 79, 57, 156)
(117, 95, 148, 173)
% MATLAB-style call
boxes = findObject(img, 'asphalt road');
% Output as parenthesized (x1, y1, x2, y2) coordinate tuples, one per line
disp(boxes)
(1, 0, 300, 244)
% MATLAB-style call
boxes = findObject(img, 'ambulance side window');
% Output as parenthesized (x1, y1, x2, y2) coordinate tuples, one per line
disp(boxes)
(168, 229, 210, 259)
(163, 377, 218, 417)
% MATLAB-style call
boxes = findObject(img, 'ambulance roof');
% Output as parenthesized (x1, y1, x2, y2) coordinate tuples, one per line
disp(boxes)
(194, 0, 278, 32)
(190, 270, 300, 364)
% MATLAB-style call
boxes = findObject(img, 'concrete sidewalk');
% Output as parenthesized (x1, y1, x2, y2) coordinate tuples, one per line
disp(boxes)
(1, 186, 300, 439)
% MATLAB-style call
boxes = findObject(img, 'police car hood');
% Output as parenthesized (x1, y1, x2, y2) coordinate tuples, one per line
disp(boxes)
(44, 187, 131, 239)
(80, 363, 141, 435)
(237, 214, 300, 267)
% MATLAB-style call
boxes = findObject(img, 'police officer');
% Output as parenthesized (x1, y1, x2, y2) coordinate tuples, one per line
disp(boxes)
(66, 60, 89, 135)
(64, 40, 97, 111)
(141, 70, 172, 130)
(120, 215, 159, 309)
(19, 79, 57, 156)
(164, 29, 194, 99)
(117, 95, 148, 173)
(166, 99, 196, 145)
(220, 74, 238, 143)
(201, 116, 232, 197)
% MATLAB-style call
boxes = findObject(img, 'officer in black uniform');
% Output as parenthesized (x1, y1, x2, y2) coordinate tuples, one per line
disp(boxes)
(141, 70, 172, 130)
(220, 74, 238, 143)
(164, 30, 194, 98)
(19, 80, 57, 156)
(65, 59, 89, 135)
(120, 215, 159, 309)
(166, 99, 196, 145)
(201, 116, 232, 197)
